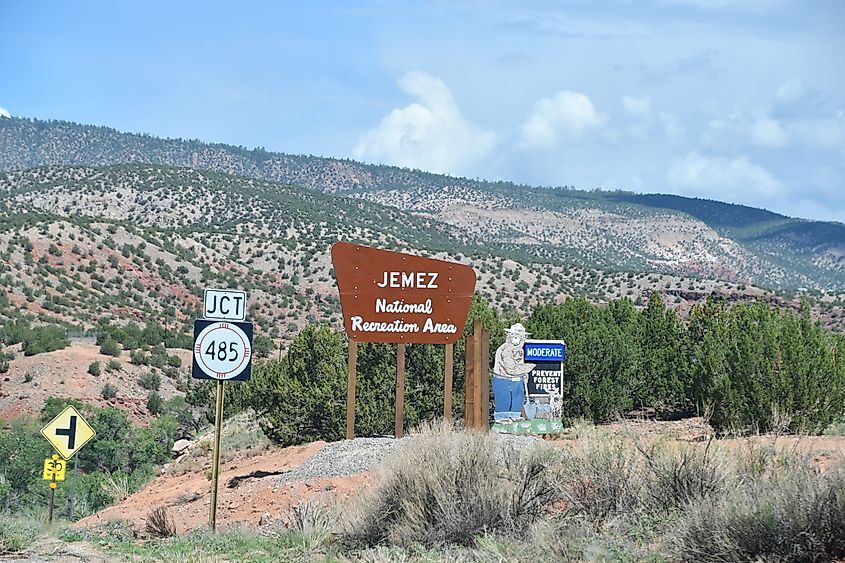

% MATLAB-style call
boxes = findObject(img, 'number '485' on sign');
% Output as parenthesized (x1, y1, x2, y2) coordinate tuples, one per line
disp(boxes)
(192, 320, 254, 381)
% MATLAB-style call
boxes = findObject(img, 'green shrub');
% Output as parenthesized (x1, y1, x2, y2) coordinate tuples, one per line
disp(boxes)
(525, 295, 845, 433)
(101, 383, 117, 400)
(674, 466, 845, 561)
(246, 325, 347, 445)
(138, 371, 161, 391)
(21, 325, 69, 356)
(130, 349, 149, 366)
(689, 300, 845, 434)
(40, 397, 87, 422)
(88, 361, 101, 377)
(526, 298, 640, 421)
(0, 418, 53, 514)
(106, 358, 122, 372)
(146, 392, 164, 415)
(0, 348, 8, 374)
(253, 335, 275, 359)
(99, 339, 121, 357)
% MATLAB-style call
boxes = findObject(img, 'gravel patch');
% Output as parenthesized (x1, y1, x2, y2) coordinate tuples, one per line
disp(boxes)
(276, 437, 408, 483)
(275, 433, 543, 484)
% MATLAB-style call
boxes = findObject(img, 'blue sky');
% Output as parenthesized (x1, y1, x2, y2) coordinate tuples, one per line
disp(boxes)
(2, 1, 844, 222)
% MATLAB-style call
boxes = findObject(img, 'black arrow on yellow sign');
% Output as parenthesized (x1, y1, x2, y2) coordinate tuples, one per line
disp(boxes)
(55, 415, 77, 449)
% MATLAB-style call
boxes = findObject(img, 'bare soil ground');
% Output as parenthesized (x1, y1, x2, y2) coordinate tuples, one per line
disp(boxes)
(0, 342, 190, 425)
(75, 440, 377, 534)
(0, 537, 110, 563)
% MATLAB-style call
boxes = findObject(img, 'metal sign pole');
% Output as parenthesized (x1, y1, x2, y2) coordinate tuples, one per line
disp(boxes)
(64, 455, 76, 519)
(209, 380, 225, 531)
(69, 455, 78, 519)
(48, 477, 56, 524)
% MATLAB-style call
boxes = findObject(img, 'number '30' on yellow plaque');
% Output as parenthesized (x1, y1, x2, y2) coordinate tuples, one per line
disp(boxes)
(42, 455, 66, 481)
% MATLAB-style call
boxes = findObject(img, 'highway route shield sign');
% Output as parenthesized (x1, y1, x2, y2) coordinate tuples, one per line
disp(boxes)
(192, 319, 253, 381)
(40, 405, 96, 460)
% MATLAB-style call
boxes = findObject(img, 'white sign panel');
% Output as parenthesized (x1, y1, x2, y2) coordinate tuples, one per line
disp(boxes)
(203, 289, 247, 321)
(192, 320, 253, 381)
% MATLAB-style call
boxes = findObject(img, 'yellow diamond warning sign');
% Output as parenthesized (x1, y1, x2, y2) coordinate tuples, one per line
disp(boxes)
(42, 455, 66, 481)
(40, 405, 95, 460)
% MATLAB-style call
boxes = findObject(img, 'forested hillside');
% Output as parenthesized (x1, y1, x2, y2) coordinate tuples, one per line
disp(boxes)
(1, 117, 842, 291)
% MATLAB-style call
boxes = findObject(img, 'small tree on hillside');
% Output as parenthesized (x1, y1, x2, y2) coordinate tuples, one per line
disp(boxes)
(245, 324, 347, 446)
(100, 338, 121, 357)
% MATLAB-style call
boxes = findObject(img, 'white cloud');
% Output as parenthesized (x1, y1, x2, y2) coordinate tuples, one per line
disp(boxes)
(519, 90, 607, 148)
(776, 79, 804, 103)
(667, 151, 784, 201)
(659, 112, 685, 139)
(750, 116, 788, 147)
(0, 106, 10, 119)
(622, 95, 651, 116)
(353, 71, 496, 176)
(789, 116, 845, 150)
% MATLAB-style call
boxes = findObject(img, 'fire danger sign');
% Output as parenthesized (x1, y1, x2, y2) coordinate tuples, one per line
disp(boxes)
(192, 320, 253, 381)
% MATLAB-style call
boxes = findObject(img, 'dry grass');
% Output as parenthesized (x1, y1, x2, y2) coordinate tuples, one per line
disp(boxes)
(100, 471, 130, 504)
(285, 498, 332, 537)
(672, 464, 845, 561)
(145, 506, 176, 538)
(339, 421, 845, 561)
(341, 421, 562, 548)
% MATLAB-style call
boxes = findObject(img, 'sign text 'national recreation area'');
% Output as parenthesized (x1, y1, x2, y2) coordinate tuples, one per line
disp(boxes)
(331, 242, 477, 344)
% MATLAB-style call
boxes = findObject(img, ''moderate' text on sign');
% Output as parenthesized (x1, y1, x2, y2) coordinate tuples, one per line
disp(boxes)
(331, 243, 477, 344)
(524, 342, 565, 362)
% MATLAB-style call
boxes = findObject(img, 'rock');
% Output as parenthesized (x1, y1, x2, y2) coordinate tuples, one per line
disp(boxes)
(171, 438, 192, 456)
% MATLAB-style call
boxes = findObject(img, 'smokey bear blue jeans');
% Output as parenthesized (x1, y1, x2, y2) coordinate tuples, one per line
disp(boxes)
(492, 375, 524, 421)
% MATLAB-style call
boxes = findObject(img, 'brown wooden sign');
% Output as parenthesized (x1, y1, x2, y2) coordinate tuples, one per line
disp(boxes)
(331, 242, 477, 344)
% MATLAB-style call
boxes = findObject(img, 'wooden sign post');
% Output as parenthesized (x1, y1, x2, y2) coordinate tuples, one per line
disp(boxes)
(395, 343, 406, 437)
(346, 340, 357, 439)
(332, 242, 477, 438)
(444, 343, 454, 421)
(464, 319, 490, 430)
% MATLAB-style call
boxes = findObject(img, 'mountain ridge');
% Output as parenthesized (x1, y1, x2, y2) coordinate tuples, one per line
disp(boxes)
(0, 116, 843, 291)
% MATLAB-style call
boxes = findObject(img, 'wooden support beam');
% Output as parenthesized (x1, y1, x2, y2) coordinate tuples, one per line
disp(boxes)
(481, 328, 490, 430)
(465, 333, 475, 428)
(444, 343, 453, 422)
(346, 340, 357, 439)
(395, 343, 406, 438)
(472, 318, 483, 429)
